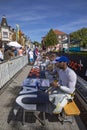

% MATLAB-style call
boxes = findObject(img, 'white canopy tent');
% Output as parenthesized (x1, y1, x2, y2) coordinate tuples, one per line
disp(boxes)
(7, 41, 22, 48)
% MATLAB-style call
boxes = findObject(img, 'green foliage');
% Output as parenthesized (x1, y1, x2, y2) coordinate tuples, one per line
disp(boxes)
(33, 41, 41, 46)
(70, 27, 87, 48)
(44, 29, 58, 47)
(68, 51, 87, 55)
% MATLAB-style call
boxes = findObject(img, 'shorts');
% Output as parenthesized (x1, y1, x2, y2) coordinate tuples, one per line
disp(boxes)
(30, 58, 34, 62)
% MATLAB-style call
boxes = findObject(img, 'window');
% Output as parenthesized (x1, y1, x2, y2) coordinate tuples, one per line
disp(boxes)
(4, 23, 6, 26)
(3, 31, 8, 38)
(58, 35, 61, 38)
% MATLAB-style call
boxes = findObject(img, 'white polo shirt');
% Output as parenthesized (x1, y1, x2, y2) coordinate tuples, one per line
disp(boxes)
(58, 67, 77, 94)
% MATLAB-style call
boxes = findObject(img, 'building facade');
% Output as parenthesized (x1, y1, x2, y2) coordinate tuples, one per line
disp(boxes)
(0, 15, 27, 48)
(41, 29, 69, 51)
(0, 15, 11, 47)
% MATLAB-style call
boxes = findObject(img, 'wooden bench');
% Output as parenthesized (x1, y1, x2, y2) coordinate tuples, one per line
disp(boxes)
(53, 100, 80, 123)
(61, 100, 80, 123)
(64, 100, 80, 116)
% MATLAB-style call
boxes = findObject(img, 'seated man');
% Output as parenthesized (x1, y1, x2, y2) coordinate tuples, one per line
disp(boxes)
(45, 56, 60, 83)
(48, 56, 77, 114)
(47, 56, 60, 76)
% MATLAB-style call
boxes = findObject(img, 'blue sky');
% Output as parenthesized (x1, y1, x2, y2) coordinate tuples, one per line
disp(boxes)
(0, 0, 87, 43)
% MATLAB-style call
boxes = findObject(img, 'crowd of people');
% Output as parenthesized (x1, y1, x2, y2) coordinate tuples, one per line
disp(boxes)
(0, 45, 28, 62)
(0, 44, 39, 63)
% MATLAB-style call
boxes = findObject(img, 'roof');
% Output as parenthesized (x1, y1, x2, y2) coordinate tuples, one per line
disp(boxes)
(54, 29, 66, 35)
(1, 15, 8, 27)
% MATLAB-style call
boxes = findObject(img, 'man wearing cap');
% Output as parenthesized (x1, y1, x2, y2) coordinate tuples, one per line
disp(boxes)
(49, 56, 77, 114)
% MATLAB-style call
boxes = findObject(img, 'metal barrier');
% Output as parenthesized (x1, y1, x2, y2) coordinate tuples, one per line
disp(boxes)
(76, 75, 87, 110)
(0, 55, 28, 88)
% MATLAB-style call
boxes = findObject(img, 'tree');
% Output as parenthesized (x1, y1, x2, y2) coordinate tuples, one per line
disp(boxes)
(12, 30, 23, 43)
(70, 28, 87, 48)
(12, 32, 16, 41)
(44, 29, 58, 47)
(33, 41, 40, 46)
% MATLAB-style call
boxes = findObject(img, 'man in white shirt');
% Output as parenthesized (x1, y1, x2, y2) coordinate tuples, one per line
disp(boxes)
(29, 49, 34, 64)
(49, 56, 77, 114)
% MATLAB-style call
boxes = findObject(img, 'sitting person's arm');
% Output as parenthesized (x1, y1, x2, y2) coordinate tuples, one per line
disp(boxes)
(51, 74, 77, 94)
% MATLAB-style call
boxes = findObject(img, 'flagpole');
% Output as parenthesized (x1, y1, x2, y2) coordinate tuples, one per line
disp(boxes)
(16, 24, 19, 42)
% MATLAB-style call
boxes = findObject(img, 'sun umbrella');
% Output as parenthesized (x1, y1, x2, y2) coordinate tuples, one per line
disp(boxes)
(7, 41, 22, 48)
